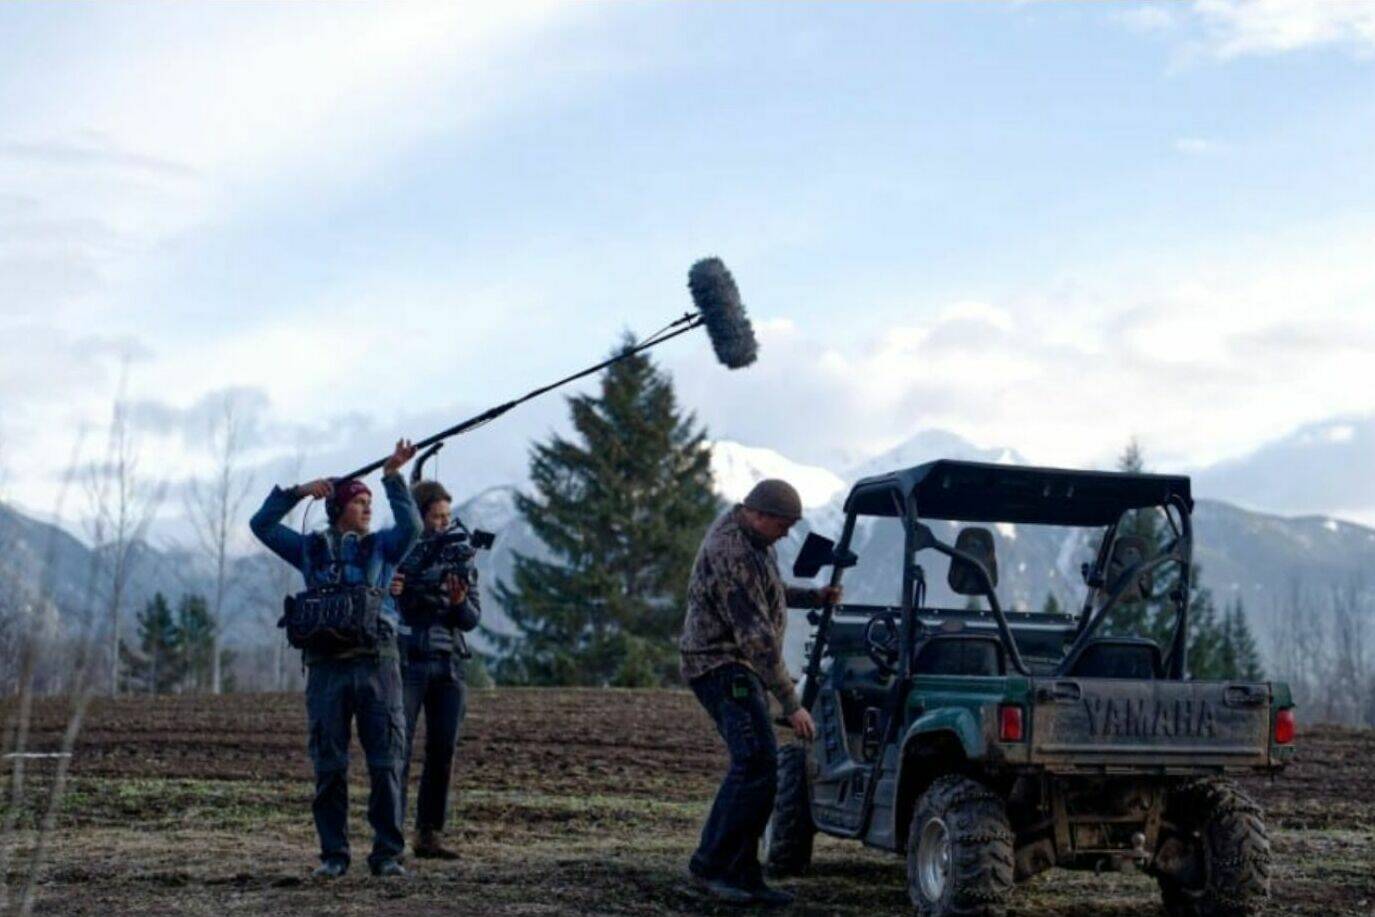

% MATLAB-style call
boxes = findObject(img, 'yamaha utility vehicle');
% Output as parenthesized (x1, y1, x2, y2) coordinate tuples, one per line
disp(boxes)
(764, 461, 1294, 917)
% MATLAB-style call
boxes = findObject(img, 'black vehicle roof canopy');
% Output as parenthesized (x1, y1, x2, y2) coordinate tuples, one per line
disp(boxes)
(844, 459, 1192, 526)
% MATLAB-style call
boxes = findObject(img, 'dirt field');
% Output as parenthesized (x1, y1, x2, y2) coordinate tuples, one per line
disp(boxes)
(2, 689, 1372, 915)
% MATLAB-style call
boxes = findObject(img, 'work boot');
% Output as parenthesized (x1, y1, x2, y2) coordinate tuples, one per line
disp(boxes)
(312, 859, 347, 879)
(413, 829, 460, 860)
(687, 868, 755, 905)
(747, 881, 795, 908)
(369, 859, 407, 878)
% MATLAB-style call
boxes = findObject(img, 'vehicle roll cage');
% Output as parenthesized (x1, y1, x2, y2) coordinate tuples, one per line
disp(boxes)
(1063, 492, 1193, 679)
(799, 468, 1195, 711)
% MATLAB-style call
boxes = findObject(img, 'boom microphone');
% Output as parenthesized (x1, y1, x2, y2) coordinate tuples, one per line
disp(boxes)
(689, 257, 758, 370)
(336, 258, 759, 481)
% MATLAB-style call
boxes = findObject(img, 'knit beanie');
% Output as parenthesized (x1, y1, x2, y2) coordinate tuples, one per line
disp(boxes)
(742, 478, 803, 521)
(326, 478, 371, 523)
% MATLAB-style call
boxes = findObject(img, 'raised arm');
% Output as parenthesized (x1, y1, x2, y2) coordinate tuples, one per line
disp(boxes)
(248, 480, 328, 571)
(376, 473, 422, 562)
(373, 439, 421, 563)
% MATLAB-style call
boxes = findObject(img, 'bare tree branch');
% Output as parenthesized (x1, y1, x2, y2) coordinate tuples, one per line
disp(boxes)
(84, 367, 166, 697)
(1, 432, 86, 912)
(182, 392, 255, 694)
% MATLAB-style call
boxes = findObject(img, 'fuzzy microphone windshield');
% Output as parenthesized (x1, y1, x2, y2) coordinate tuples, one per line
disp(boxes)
(688, 257, 758, 369)
(337, 259, 761, 482)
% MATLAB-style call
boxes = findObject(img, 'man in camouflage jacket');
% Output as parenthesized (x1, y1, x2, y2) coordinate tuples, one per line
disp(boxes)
(679, 478, 841, 907)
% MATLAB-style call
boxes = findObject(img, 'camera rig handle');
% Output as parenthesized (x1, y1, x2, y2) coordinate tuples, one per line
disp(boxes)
(410, 441, 445, 485)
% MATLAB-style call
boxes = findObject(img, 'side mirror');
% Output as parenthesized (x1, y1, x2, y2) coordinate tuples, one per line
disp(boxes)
(792, 533, 855, 578)
(948, 527, 998, 596)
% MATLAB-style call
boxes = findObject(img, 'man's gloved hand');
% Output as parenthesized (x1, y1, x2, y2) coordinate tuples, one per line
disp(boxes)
(788, 707, 816, 742)
(818, 585, 843, 606)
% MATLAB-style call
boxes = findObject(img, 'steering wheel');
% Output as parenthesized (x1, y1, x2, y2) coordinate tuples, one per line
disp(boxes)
(863, 611, 902, 678)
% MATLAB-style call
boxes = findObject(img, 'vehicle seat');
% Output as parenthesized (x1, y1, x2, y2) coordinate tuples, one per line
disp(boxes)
(914, 635, 1005, 677)
(1065, 637, 1163, 679)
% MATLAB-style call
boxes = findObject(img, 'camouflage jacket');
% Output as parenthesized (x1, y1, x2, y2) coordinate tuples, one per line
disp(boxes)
(679, 506, 825, 716)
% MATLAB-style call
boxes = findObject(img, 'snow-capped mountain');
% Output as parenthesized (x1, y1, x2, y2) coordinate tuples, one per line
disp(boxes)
(7, 429, 1375, 675)
(709, 441, 847, 508)
(454, 431, 1375, 667)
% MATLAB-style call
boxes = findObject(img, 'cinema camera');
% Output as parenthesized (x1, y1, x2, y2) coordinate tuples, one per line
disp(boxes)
(396, 523, 495, 599)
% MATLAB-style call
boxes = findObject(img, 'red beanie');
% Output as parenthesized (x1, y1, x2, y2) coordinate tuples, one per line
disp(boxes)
(326, 479, 371, 523)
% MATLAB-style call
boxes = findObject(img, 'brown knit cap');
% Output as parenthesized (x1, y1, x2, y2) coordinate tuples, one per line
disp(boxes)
(742, 478, 803, 521)
(411, 480, 452, 516)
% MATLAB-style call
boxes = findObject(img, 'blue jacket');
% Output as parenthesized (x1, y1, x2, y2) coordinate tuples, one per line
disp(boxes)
(249, 473, 422, 628)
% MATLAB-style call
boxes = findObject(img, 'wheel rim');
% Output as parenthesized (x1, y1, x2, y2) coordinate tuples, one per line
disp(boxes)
(917, 816, 952, 901)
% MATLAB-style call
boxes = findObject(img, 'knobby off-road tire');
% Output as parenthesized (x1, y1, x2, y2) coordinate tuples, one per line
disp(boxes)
(906, 775, 1014, 917)
(1157, 778, 1271, 917)
(763, 743, 815, 876)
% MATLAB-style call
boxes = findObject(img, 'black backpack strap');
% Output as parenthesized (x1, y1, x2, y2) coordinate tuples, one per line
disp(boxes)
(304, 529, 341, 584)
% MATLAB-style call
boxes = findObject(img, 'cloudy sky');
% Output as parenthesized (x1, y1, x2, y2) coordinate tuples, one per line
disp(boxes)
(4, 0, 1375, 534)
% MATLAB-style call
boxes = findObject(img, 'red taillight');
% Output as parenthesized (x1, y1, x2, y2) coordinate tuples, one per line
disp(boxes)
(999, 705, 1025, 743)
(1274, 708, 1295, 745)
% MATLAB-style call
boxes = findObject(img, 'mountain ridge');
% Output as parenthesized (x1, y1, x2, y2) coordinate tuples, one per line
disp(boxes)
(6, 430, 1373, 675)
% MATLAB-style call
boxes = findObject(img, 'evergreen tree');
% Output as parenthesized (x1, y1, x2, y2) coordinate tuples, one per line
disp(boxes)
(120, 592, 235, 694)
(1184, 587, 1227, 678)
(1215, 597, 1264, 681)
(1040, 592, 1065, 617)
(1102, 439, 1169, 640)
(122, 593, 184, 694)
(493, 335, 721, 687)
(177, 593, 217, 692)
(1098, 440, 1231, 675)
(1232, 600, 1264, 680)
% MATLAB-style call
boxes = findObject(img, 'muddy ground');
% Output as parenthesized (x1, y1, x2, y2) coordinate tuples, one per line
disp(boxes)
(2, 689, 1372, 915)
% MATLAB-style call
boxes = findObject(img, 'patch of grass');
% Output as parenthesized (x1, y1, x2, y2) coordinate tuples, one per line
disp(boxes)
(2, 777, 305, 831)
(9, 778, 1375, 916)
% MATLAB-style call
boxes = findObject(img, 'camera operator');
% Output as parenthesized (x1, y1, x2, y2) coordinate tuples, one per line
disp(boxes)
(248, 439, 420, 880)
(390, 479, 482, 861)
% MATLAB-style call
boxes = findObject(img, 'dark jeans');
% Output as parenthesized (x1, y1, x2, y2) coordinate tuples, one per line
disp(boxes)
(401, 654, 468, 833)
(689, 663, 779, 887)
(305, 653, 407, 869)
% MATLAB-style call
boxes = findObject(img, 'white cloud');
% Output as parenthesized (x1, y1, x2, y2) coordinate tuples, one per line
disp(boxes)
(5, 2, 1374, 533)
(1196, 0, 1375, 57)
(757, 318, 798, 335)
(1174, 137, 1225, 156)
(1325, 424, 1357, 443)
(1131, 0, 1375, 58)
(936, 300, 1016, 333)
(7, 4, 577, 189)
(672, 217, 1375, 478)
(1120, 5, 1181, 34)
(0, 2, 588, 516)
